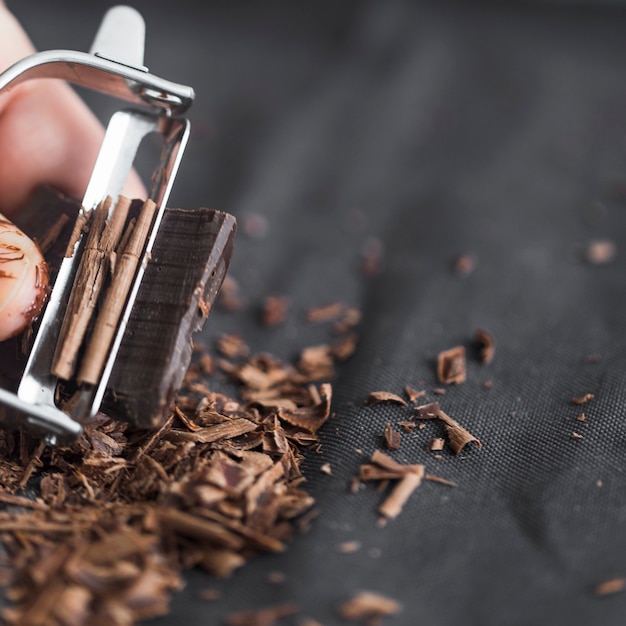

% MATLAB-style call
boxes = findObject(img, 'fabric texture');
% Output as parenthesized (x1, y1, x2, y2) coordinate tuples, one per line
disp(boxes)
(7, 0, 626, 624)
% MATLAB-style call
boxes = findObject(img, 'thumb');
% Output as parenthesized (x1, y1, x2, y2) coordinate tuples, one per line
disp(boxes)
(0, 2, 145, 339)
(0, 214, 47, 341)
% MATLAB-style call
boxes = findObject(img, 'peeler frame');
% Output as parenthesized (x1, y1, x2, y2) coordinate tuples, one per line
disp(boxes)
(0, 5, 195, 443)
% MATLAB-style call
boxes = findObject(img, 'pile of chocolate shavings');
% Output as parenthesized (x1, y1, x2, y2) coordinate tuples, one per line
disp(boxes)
(0, 337, 344, 626)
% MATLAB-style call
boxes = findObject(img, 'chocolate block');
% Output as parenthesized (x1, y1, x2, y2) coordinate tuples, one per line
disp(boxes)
(104, 205, 236, 427)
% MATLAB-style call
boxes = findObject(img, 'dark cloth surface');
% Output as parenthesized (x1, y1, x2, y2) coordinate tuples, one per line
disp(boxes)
(8, 1, 626, 624)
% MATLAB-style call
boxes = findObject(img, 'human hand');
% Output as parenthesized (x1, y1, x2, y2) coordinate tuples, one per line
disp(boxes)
(0, 1, 145, 341)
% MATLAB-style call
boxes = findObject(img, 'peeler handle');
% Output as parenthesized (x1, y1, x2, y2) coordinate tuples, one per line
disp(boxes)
(0, 6, 194, 114)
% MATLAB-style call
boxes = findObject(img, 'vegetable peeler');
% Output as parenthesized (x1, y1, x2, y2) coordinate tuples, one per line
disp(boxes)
(0, 5, 232, 444)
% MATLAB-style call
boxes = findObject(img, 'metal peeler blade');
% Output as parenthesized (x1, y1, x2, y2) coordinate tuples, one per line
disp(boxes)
(0, 5, 195, 443)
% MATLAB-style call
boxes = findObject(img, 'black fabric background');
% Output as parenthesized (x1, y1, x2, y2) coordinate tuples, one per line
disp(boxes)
(7, 1, 626, 624)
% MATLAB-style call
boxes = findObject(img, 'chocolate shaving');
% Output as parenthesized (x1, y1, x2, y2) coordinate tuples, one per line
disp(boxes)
(384, 423, 401, 450)
(217, 334, 250, 359)
(52, 196, 130, 380)
(437, 409, 481, 455)
(262, 296, 289, 326)
(320, 463, 332, 475)
(414, 402, 440, 420)
(278, 383, 332, 433)
(378, 467, 424, 520)
(337, 540, 361, 553)
(414, 403, 481, 455)
(370, 450, 419, 474)
(425, 474, 457, 488)
(297, 346, 335, 381)
(330, 332, 358, 362)
(306, 302, 345, 324)
(437, 346, 466, 384)
(356, 451, 430, 523)
(365, 392, 408, 407)
(404, 385, 426, 402)
(224, 603, 299, 626)
(338, 591, 402, 622)
(0, 328, 341, 624)
(572, 393, 594, 405)
(79, 199, 158, 385)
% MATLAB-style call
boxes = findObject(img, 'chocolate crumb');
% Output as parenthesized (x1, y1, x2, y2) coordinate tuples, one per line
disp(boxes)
(414, 402, 440, 420)
(585, 240, 616, 265)
(595, 578, 626, 596)
(453, 253, 475, 276)
(474, 328, 495, 364)
(437, 346, 466, 384)
(262, 296, 290, 326)
(297, 345, 335, 380)
(306, 302, 346, 324)
(331, 332, 358, 362)
(414, 402, 481, 455)
(404, 385, 426, 402)
(320, 462, 332, 475)
(337, 541, 361, 554)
